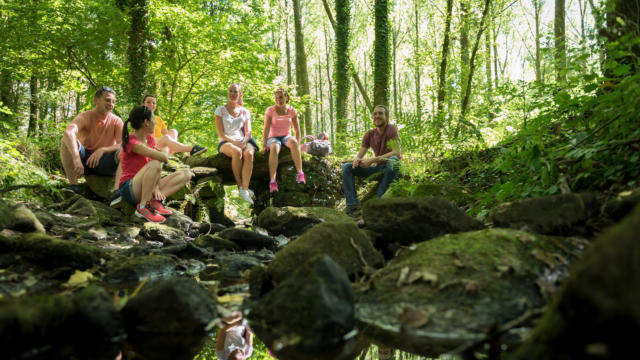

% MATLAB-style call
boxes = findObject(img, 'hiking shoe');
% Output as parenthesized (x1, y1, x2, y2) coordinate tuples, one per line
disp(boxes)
(67, 184, 84, 195)
(150, 200, 172, 216)
(190, 145, 208, 156)
(269, 180, 279, 193)
(238, 189, 254, 205)
(296, 172, 306, 184)
(110, 190, 122, 208)
(344, 205, 361, 215)
(135, 203, 166, 223)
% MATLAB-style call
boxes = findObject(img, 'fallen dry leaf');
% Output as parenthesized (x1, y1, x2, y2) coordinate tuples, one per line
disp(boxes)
(64, 270, 94, 288)
(465, 280, 481, 295)
(453, 259, 465, 268)
(397, 307, 430, 329)
(532, 249, 557, 267)
(516, 233, 535, 243)
(407, 270, 438, 285)
(396, 267, 410, 288)
(217, 294, 246, 304)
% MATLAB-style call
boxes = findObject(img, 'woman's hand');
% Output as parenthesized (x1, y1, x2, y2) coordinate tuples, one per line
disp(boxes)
(152, 187, 166, 201)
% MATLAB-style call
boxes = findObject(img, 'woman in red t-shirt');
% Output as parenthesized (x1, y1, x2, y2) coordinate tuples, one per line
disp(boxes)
(119, 106, 193, 223)
(260, 88, 305, 193)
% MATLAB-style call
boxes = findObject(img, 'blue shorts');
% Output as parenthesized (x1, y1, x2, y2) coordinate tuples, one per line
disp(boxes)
(266, 136, 292, 148)
(217, 137, 260, 152)
(77, 140, 120, 176)
(119, 179, 137, 205)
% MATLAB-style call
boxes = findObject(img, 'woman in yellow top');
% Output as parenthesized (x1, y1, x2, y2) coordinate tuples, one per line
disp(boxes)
(141, 95, 207, 156)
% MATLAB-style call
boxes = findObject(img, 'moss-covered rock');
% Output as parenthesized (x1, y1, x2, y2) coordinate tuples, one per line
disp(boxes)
(141, 222, 186, 245)
(383, 182, 472, 207)
(266, 222, 384, 283)
(85, 174, 115, 200)
(256, 206, 355, 237)
(104, 255, 178, 284)
(355, 228, 585, 357)
(16, 233, 107, 269)
(11, 204, 46, 233)
(490, 193, 598, 236)
(511, 204, 640, 360)
(363, 197, 484, 249)
(193, 234, 240, 251)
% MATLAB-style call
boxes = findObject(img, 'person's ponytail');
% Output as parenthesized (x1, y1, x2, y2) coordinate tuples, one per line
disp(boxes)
(122, 119, 131, 153)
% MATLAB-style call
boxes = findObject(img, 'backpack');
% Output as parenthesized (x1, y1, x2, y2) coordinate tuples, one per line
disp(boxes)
(301, 134, 333, 156)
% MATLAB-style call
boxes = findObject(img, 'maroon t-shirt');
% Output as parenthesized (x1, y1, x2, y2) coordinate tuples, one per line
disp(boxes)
(361, 125, 399, 162)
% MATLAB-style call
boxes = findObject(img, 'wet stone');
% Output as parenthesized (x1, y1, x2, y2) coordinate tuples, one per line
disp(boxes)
(141, 222, 187, 245)
(217, 227, 279, 251)
(104, 255, 178, 284)
(256, 206, 355, 237)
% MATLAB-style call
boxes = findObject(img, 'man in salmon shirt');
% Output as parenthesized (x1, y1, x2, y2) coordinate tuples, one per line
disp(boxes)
(60, 86, 123, 194)
(342, 105, 402, 215)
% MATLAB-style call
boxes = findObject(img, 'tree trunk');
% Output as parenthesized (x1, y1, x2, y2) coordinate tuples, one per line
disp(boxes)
(554, 0, 566, 83)
(374, 0, 390, 107)
(353, 78, 358, 132)
(392, 28, 399, 114)
(334, 0, 351, 132)
(28, 74, 39, 138)
(317, 59, 324, 133)
(285, 1, 293, 85)
(292, 0, 312, 136)
(459, 0, 470, 102)
(127, 0, 150, 104)
(414, 0, 422, 119)
(436, 0, 454, 122)
(459, 0, 491, 139)
(321, 0, 373, 114)
(485, 25, 494, 120)
(534, 0, 542, 83)
(492, 25, 499, 88)
(323, 26, 335, 142)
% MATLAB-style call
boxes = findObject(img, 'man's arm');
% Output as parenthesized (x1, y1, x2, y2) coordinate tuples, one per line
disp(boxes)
(352, 146, 369, 168)
(361, 137, 402, 166)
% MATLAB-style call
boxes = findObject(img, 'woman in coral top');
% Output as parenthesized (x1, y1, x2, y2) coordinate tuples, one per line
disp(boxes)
(261, 88, 305, 193)
(119, 105, 193, 223)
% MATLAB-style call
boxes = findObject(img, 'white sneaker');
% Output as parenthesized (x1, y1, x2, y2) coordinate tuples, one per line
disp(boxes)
(238, 189, 254, 205)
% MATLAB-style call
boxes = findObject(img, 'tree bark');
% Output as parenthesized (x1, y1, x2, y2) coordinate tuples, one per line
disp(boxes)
(323, 26, 335, 142)
(414, 0, 422, 118)
(127, 0, 150, 104)
(285, 0, 293, 85)
(374, 0, 390, 107)
(28, 74, 39, 138)
(554, 0, 566, 83)
(459, 0, 470, 102)
(392, 27, 399, 114)
(436, 0, 454, 122)
(534, 0, 542, 83)
(485, 25, 494, 120)
(334, 0, 351, 132)
(292, 0, 312, 135)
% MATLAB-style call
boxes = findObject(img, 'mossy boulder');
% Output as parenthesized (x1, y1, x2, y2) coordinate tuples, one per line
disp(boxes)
(265, 222, 384, 283)
(363, 197, 484, 249)
(10, 204, 46, 234)
(194, 234, 241, 251)
(217, 227, 279, 251)
(141, 222, 187, 245)
(104, 255, 178, 284)
(355, 228, 586, 357)
(490, 193, 599, 236)
(65, 196, 124, 225)
(16, 233, 107, 269)
(85, 174, 115, 200)
(383, 182, 472, 207)
(512, 204, 640, 360)
(604, 187, 640, 221)
(256, 206, 355, 237)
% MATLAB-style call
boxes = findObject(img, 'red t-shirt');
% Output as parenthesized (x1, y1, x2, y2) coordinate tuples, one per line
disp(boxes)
(361, 124, 399, 159)
(119, 134, 156, 187)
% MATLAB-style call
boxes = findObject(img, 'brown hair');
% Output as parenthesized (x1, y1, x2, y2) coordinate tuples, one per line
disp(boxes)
(274, 87, 290, 103)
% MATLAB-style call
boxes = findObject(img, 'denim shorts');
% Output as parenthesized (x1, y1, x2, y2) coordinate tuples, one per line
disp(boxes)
(266, 136, 291, 148)
(217, 137, 260, 152)
(119, 179, 138, 205)
(77, 140, 120, 176)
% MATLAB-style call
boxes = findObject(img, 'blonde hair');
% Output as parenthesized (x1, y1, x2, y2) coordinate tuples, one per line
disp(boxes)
(229, 83, 244, 106)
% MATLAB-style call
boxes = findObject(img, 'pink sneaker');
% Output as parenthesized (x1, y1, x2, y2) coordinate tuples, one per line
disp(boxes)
(135, 203, 166, 223)
(150, 200, 172, 216)
(269, 180, 279, 192)
(296, 172, 306, 184)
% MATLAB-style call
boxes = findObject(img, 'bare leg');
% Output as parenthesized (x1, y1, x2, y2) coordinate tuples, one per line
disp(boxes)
(286, 137, 303, 173)
(220, 143, 244, 188)
(241, 145, 255, 190)
(60, 141, 80, 184)
(158, 169, 193, 197)
(113, 162, 122, 191)
(156, 135, 192, 154)
(268, 143, 280, 181)
(131, 160, 163, 205)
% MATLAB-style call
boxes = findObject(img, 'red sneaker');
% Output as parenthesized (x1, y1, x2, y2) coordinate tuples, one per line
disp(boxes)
(269, 180, 279, 192)
(136, 203, 166, 223)
(296, 172, 306, 184)
(150, 200, 172, 216)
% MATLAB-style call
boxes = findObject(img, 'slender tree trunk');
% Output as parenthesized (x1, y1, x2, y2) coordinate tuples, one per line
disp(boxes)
(323, 26, 334, 141)
(436, 0, 454, 122)
(459, 0, 470, 102)
(353, 78, 358, 132)
(485, 26, 494, 120)
(492, 25, 499, 88)
(534, 0, 542, 83)
(285, 1, 293, 85)
(392, 28, 399, 114)
(374, 0, 390, 107)
(292, 0, 312, 135)
(334, 0, 351, 131)
(317, 59, 324, 133)
(28, 74, 39, 138)
(127, 0, 150, 104)
(554, 0, 566, 83)
(460, 0, 491, 139)
(414, 0, 422, 118)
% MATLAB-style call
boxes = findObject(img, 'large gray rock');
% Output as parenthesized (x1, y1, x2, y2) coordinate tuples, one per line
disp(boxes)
(104, 255, 178, 284)
(363, 197, 484, 249)
(141, 222, 187, 245)
(10, 204, 46, 233)
(15, 233, 107, 269)
(491, 193, 599, 236)
(217, 227, 279, 251)
(512, 204, 640, 359)
(0, 286, 124, 360)
(265, 222, 384, 283)
(249, 255, 358, 360)
(85, 174, 114, 199)
(355, 228, 587, 358)
(257, 206, 354, 237)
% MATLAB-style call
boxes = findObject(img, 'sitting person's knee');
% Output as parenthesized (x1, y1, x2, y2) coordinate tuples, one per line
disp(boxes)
(243, 150, 254, 161)
(148, 160, 163, 170)
(342, 162, 354, 173)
